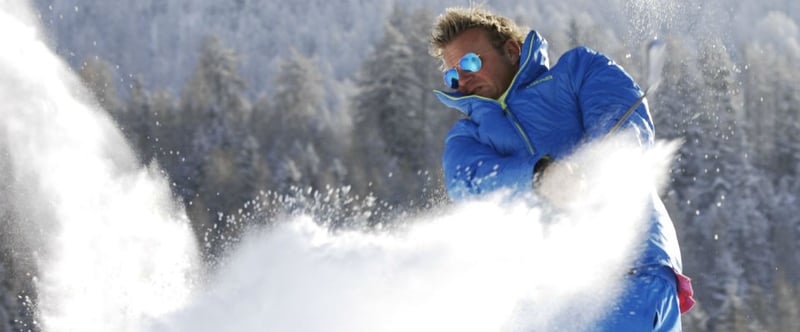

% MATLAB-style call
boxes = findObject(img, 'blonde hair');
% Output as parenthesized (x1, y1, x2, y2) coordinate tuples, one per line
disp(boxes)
(429, 6, 527, 67)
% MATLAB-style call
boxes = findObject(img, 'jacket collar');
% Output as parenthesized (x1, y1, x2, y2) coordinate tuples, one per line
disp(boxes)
(433, 30, 550, 116)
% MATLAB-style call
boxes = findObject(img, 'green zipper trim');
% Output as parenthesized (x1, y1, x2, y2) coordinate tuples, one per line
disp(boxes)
(498, 36, 538, 156)
(496, 33, 537, 105)
(506, 107, 535, 156)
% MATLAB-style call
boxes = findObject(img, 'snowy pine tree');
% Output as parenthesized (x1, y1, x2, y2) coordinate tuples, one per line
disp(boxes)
(177, 35, 254, 256)
(264, 49, 341, 193)
(350, 16, 419, 203)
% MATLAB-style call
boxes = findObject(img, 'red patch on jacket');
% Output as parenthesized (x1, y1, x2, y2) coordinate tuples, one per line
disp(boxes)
(673, 269, 696, 314)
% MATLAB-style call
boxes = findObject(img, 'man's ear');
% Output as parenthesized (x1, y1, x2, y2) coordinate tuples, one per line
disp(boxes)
(504, 39, 522, 65)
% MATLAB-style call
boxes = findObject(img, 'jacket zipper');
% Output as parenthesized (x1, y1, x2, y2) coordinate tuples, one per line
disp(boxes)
(497, 34, 538, 157)
(501, 100, 535, 156)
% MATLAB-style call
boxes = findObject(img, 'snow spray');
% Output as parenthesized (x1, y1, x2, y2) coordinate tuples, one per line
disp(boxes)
(0, 1, 679, 332)
(148, 133, 679, 332)
(0, 2, 199, 331)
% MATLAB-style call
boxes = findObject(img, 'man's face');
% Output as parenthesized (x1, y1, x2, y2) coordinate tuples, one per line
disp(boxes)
(442, 28, 520, 99)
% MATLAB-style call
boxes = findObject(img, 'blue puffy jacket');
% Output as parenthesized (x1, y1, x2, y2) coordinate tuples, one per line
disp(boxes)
(433, 30, 682, 272)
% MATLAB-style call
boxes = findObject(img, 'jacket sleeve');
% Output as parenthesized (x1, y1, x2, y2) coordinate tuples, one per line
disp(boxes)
(568, 47, 655, 145)
(442, 119, 540, 201)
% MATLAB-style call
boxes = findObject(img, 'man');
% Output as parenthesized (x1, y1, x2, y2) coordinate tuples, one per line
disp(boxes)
(429, 7, 694, 331)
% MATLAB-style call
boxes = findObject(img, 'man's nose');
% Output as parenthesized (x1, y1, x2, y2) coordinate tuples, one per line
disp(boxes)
(456, 69, 474, 92)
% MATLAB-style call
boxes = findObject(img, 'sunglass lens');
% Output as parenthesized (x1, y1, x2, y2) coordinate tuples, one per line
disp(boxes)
(460, 53, 481, 72)
(443, 68, 459, 89)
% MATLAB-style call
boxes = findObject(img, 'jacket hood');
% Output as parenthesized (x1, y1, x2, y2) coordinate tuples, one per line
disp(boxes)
(433, 30, 551, 116)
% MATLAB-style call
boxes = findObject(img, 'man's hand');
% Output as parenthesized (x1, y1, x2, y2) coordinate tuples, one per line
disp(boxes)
(533, 159, 587, 210)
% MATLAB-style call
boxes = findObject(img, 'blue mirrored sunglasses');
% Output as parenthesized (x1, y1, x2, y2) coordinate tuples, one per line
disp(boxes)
(443, 52, 482, 89)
